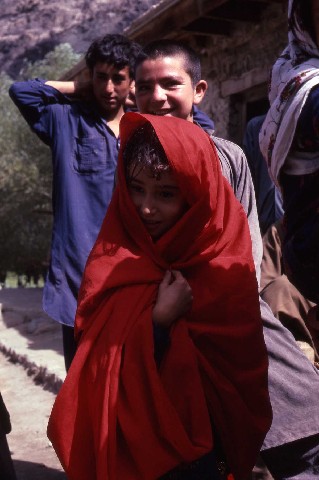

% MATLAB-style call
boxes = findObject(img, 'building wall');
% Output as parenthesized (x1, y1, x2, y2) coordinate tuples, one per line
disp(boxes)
(193, 3, 287, 144)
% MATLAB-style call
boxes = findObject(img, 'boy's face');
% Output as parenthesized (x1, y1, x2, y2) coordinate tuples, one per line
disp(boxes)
(128, 165, 188, 240)
(92, 62, 132, 118)
(135, 55, 205, 121)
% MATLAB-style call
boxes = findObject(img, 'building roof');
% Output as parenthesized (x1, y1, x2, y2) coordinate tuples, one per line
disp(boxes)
(124, 0, 285, 43)
(61, 0, 286, 80)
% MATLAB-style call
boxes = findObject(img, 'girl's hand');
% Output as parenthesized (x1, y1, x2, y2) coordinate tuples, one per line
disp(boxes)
(152, 270, 193, 328)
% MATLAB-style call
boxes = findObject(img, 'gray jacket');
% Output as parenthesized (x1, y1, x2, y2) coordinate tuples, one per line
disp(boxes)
(213, 135, 262, 282)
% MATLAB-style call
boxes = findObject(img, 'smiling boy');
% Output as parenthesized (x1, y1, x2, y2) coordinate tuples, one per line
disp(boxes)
(135, 54, 205, 120)
(135, 41, 262, 278)
(9, 34, 141, 370)
(134, 40, 319, 479)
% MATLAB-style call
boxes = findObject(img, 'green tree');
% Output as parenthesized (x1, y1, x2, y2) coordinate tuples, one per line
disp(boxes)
(0, 44, 81, 279)
(19, 43, 81, 80)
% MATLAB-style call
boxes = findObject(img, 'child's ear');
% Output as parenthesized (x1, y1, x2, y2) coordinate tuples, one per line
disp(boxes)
(193, 80, 208, 105)
(129, 80, 135, 91)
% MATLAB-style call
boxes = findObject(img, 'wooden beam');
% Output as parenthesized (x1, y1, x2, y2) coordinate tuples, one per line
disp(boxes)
(124, 0, 280, 43)
(183, 17, 233, 36)
(124, 0, 228, 43)
(205, 1, 268, 23)
(221, 66, 269, 96)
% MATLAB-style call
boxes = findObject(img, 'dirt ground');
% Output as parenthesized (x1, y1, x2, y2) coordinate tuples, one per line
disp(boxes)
(0, 286, 66, 480)
(0, 353, 66, 480)
(1, 350, 66, 480)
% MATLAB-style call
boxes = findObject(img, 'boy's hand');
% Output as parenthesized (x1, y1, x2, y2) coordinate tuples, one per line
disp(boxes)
(152, 270, 193, 328)
(74, 80, 94, 99)
(45, 80, 93, 99)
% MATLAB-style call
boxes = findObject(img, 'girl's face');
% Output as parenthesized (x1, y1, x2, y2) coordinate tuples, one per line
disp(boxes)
(128, 165, 188, 240)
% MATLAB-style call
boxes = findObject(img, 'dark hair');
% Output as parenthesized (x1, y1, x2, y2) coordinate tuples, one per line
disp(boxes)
(85, 34, 141, 78)
(290, 0, 316, 43)
(123, 124, 170, 181)
(135, 39, 201, 85)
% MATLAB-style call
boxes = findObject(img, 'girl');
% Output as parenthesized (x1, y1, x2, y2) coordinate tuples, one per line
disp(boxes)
(48, 112, 271, 480)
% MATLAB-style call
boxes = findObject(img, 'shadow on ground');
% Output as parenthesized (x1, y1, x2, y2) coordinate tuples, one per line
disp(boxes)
(0, 288, 63, 357)
(13, 459, 66, 480)
(0, 287, 65, 393)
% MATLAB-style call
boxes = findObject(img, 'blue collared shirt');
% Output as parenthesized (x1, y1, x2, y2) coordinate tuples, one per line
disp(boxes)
(9, 79, 120, 326)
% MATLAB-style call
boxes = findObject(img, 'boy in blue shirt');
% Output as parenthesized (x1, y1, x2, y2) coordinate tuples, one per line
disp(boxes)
(9, 34, 141, 370)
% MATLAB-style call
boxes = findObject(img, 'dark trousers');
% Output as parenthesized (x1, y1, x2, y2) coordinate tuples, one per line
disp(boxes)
(61, 324, 77, 372)
(261, 433, 319, 479)
(281, 170, 319, 304)
(0, 427, 17, 480)
(159, 451, 225, 480)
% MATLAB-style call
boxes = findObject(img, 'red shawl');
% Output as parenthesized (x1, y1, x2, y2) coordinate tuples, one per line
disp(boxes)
(48, 113, 271, 480)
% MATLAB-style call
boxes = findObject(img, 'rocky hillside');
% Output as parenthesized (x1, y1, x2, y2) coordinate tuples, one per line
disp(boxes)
(1, 0, 159, 78)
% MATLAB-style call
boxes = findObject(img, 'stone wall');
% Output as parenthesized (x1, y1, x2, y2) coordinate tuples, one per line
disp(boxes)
(195, 3, 287, 143)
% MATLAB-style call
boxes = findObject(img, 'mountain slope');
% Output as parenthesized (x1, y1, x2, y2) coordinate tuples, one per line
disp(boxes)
(1, 0, 158, 77)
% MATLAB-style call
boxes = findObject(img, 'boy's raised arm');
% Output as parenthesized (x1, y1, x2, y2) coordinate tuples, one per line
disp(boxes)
(45, 80, 93, 98)
(9, 78, 92, 145)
